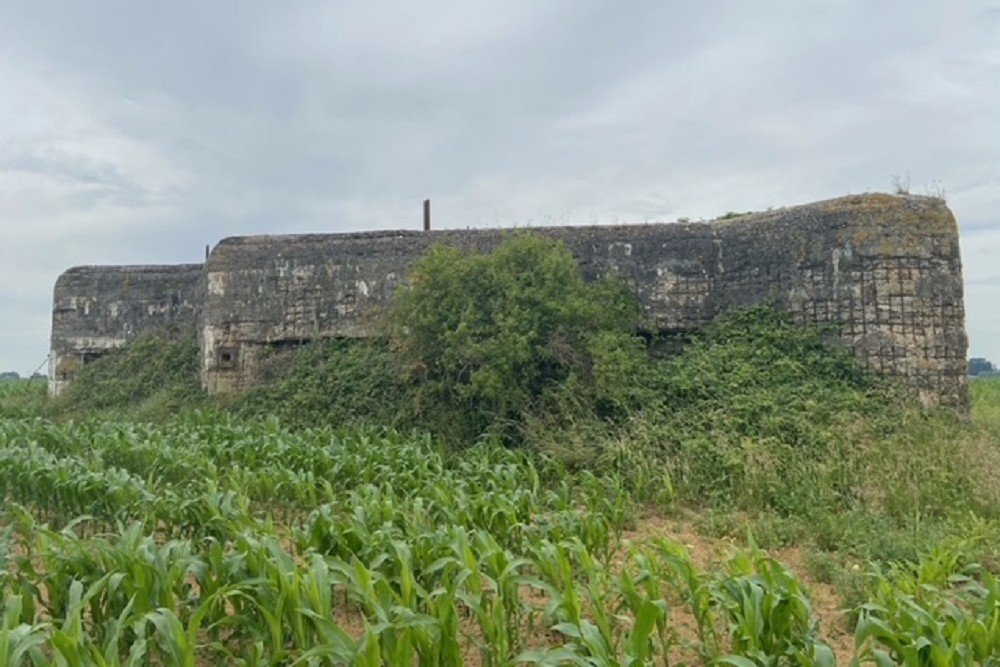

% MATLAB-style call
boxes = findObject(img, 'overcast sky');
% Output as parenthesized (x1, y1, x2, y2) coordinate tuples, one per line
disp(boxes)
(1, 1, 997, 375)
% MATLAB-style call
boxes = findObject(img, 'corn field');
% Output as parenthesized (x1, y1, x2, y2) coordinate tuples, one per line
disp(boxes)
(1, 411, 998, 665)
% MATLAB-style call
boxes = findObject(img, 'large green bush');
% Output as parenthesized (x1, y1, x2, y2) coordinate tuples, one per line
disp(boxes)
(389, 233, 645, 443)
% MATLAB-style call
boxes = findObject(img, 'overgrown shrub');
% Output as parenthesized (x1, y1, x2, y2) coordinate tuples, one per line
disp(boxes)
(389, 233, 645, 444)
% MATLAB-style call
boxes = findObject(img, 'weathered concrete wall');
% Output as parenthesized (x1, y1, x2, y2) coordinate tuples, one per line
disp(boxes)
(49, 264, 202, 396)
(47, 193, 968, 408)
(199, 193, 968, 409)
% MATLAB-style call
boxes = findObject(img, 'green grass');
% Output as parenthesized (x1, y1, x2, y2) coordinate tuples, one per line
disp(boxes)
(972, 375, 1000, 432)
(0, 378, 47, 419)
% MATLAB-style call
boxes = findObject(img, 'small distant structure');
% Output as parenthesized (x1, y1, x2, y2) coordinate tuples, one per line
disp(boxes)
(968, 357, 995, 376)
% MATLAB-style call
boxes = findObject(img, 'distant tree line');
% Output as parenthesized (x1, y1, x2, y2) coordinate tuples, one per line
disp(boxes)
(0, 372, 46, 381)
(969, 357, 996, 376)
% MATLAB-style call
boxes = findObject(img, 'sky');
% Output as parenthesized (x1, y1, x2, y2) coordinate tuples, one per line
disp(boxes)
(0, 1, 998, 375)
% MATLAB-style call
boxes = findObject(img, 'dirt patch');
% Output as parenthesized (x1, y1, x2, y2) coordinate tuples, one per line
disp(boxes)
(774, 546, 856, 663)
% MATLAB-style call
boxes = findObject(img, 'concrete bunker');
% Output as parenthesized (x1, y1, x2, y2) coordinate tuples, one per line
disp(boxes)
(49, 264, 203, 396)
(50, 193, 970, 410)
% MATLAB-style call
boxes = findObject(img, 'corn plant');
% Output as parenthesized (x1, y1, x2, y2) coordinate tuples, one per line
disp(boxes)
(709, 546, 834, 667)
(853, 566, 1000, 666)
(6, 410, 998, 664)
(0, 596, 48, 667)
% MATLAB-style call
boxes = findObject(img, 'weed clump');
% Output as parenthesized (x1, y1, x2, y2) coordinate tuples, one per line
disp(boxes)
(621, 307, 999, 526)
(638, 307, 887, 514)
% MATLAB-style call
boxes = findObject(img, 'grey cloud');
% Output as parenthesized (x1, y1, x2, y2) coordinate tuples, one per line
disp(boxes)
(0, 142, 153, 210)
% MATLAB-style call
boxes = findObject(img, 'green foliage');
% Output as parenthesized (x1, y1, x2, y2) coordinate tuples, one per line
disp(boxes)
(50, 334, 204, 422)
(389, 233, 644, 443)
(0, 379, 48, 420)
(711, 544, 835, 666)
(853, 543, 1000, 665)
(596, 306, 1000, 533)
(662, 306, 874, 402)
(0, 417, 652, 664)
(600, 306, 884, 515)
(1, 386, 1000, 661)
(232, 338, 406, 430)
